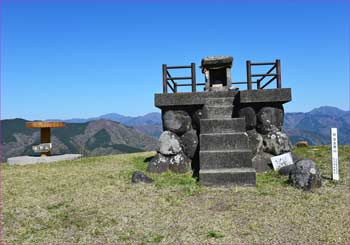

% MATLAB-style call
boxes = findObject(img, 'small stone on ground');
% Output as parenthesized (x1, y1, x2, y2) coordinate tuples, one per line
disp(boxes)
(131, 171, 153, 184)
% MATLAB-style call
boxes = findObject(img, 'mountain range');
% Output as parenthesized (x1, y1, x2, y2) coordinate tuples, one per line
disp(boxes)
(0, 119, 158, 162)
(283, 106, 349, 145)
(1, 106, 349, 162)
(48, 112, 162, 138)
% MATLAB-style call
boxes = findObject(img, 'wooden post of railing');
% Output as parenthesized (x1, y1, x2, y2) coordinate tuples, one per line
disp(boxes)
(191, 62, 196, 92)
(257, 80, 261, 89)
(246, 60, 252, 90)
(162, 64, 168, 93)
(276, 59, 281, 88)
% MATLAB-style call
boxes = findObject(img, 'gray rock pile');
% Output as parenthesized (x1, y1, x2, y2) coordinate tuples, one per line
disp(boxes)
(147, 110, 199, 174)
(237, 105, 293, 172)
(289, 159, 322, 190)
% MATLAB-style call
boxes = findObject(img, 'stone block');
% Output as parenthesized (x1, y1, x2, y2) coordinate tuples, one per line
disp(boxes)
(200, 150, 253, 169)
(200, 118, 245, 134)
(239, 88, 291, 104)
(199, 168, 256, 186)
(205, 97, 234, 106)
(203, 105, 233, 119)
(200, 133, 249, 151)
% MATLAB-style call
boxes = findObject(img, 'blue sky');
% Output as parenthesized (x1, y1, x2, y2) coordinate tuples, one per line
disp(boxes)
(1, 0, 349, 120)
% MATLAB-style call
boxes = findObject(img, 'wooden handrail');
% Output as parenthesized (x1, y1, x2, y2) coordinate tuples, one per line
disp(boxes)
(162, 59, 282, 93)
(162, 63, 198, 93)
(246, 59, 282, 90)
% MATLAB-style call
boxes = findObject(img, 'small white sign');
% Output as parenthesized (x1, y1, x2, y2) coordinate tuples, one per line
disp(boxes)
(271, 152, 294, 171)
(32, 143, 52, 153)
(331, 128, 339, 181)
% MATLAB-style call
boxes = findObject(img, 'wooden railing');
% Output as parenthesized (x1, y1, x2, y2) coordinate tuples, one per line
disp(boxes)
(246, 59, 281, 90)
(162, 63, 205, 93)
(161, 59, 282, 93)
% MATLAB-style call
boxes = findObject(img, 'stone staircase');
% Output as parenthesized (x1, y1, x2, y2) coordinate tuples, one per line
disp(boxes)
(199, 97, 256, 186)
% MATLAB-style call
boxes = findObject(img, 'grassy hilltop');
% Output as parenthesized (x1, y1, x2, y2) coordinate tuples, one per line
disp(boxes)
(2, 145, 350, 244)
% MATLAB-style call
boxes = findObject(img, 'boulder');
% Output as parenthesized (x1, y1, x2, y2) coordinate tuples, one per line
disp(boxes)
(263, 131, 293, 156)
(278, 164, 295, 176)
(168, 152, 191, 173)
(238, 107, 256, 130)
(147, 152, 190, 174)
(131, 171, 153, 184)
(277, 153, 303, 176)
(256, 106, 284, 134)
(252, 152, 274, 172)
(147, 153, 170, 173)
(163, 110, 192, 135)
(158, 131, 182, 155)
(289, 159, 322, 191)
(180, 129, 199, 159)
(246, 129, 263, 155)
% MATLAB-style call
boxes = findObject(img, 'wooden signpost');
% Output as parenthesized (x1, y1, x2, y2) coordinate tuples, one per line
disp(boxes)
(26, 121, 65, 156)
(331, 128, 339, 181)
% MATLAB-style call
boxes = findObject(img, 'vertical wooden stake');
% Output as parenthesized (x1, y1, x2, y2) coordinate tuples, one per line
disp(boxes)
(162, 64, 168, 94)
(191, 62, 196, 93)
(246, 60, 252, 90)
(41, 128, 51, 156)
(276, 59, 281, 88)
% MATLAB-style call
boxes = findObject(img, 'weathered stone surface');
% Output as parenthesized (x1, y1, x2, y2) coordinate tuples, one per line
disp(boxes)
(238, 107, 256, 130)
(192, 109, 203, 130)
(168, 152, 191, 173)
(246, 129, 263, 155)
(239, 88, 291, 104)
(256, 106, 284, 134)
(180, 129, 198, 159)
(200, 118, 245, 134)
(158, 131, 182, 155)
(289, 159, 322, 191)
(147, 153, 170, 173)
(278, 164, 295, 176)
(252, 152, 274, 172)
(200, 150, 252, 169)
(200, 168, 256, 186)
(201, 56, 233, 67)
(200, 133, 249, 151)
(155, 91, 239, 108)
(147, 152, 190, 174)
(263, 131, 293, 155)
(131, 171, 153, 183)
(202, 105, 233, 119)
(162, 110, 192, 135)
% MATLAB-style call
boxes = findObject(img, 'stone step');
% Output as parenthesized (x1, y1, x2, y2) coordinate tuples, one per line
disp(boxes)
(205, 97, 235, 106)
(200, 133, 249, 151)
(200, 118, 245, 134)
(199, 168, 256, 186)
(205, 90, 238, 98)
(200, 150, 253, 169)
(203, 105, 233, 119)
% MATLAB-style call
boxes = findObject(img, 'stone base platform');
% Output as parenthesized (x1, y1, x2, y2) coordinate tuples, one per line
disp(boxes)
(7, 154, 82, 165)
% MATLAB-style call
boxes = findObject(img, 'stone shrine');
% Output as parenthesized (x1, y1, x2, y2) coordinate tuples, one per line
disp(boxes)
(151, 56, 292, 186)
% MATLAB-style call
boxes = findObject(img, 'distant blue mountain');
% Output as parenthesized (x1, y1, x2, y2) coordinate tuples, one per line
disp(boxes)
(284, 106, 349, 145)
(13, 105, 350, 148)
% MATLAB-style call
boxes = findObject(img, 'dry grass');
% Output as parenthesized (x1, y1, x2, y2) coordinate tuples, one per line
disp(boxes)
(2, 145, 350, 244)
